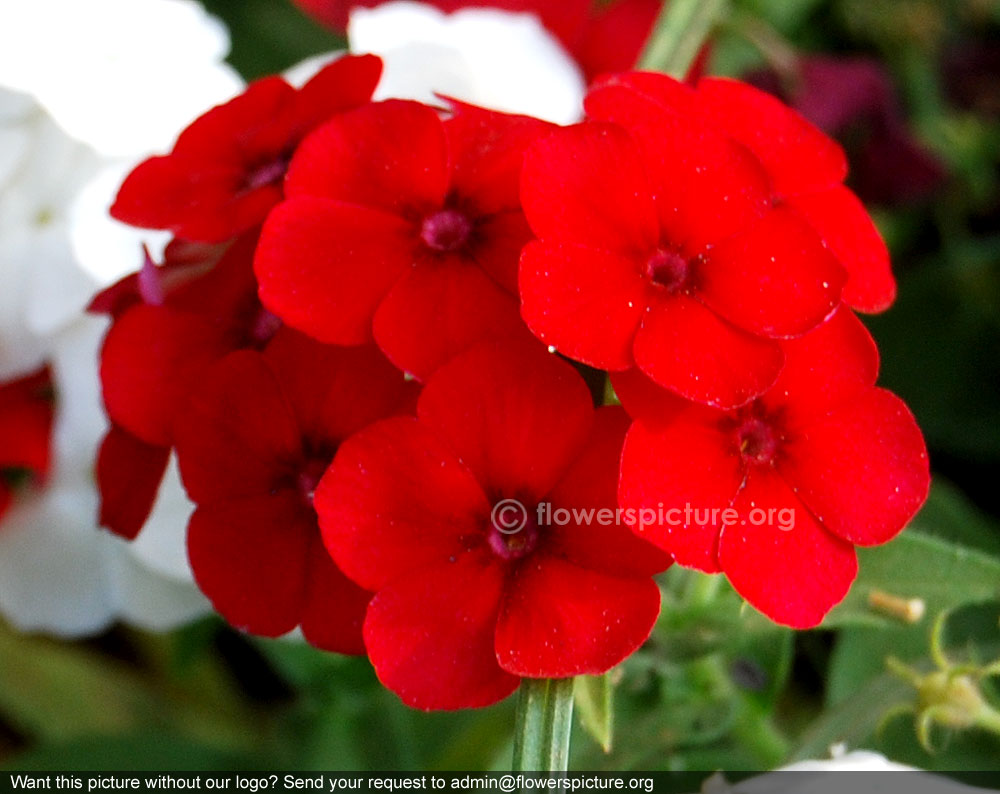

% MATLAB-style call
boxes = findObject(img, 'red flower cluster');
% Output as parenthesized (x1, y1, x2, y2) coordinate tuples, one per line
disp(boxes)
(615, 309, 928, 627)
(254, 99, 546, 379)
(99, 53, 929, 710)
(319, 342, 668, 708)
(521, 72, 895, 409)
(0, 369, 54, 522)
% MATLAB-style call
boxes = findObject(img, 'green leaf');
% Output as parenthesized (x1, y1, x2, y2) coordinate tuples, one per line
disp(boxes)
(908, 479, 1000, 558)
(1, 735, 259, 772)
(789, 672, 913, 761)
(824, 484, 1000, 628)
(574, 674, 613, 753)
(825, 530, 1000, 628)
(198, 0, 346, 80)
(0, 621, 266, 752)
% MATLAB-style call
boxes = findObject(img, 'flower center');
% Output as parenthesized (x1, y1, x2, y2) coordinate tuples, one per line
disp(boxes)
(297, 457, 330, 507)
(487, 502, 539, 562)
(420, 209, 473, 253)
(737, 418, 779, 466)
(245, 155, 290, 191)
(250, 306, 282, 347)
(645, 249, 690, 292)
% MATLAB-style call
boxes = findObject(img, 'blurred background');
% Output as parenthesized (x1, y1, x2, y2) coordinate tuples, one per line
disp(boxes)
(1, 0, 999, 775)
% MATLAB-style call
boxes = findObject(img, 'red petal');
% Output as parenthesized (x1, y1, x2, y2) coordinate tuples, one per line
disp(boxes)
(764, 307, 879, 427)
(472, 210, 533, 295)
(785, 186, 896, 313)
(173, 76, 295, 160)
(417, 341, 594, 501)
(364, 551, 518, 710)
(111, 155, 263, 243)
(719, 469, 857, 629)
(96, 425, 170, 540)
(586, 72, 700, 120)
(781, 388, 930, 546)
(696, 77, 848, 197)
(445, 101, 554, 217)
(610, 367, 699, 427)
(188, 492, 313, 638)
(254, 197, 415, 345)
(372, 258, 525, 381)
(496, 554, 660, 677)
(519, 241, 647, 371)
(317, 416, 490, 592)
(574, 0, 661, 79)
(262, 329, 415, 443)
(546, 406, 673, 578)
(0, 368, 53, 475)
(696, 207, 846, 338)
(618, 415, 743, 572)
(633, 295, 784, 409)
(285, 100, 449, 217)
(100, 304, 234, 446)
(299, 536, 371, 655)
(585, 80, 771, 253)
(521, 122, 658, 255)
(0, 485, 11, 522)
(292, 54, 383, 132)
(174, 351, 302, 504)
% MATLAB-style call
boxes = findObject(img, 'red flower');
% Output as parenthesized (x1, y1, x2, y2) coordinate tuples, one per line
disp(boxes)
(111, 55, 383, 243)
(0, 368, 54, 522)
(94, 424, 172, 541)
(520, 72, 895, 410)
(92, 233, 277, 538)
(573, 0, 661, 78)
(615, 308, 929, 628)
(316, 342, 669, 709)
(255, 100, 547, 380)
(173, 329, 416, 652)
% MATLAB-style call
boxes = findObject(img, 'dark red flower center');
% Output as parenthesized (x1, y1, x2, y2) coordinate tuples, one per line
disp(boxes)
(249, 306, 282, 347)
(245, 155, 291, 192)
(737, 417, 780, 466)
(297, 457, 331, 507)
(420, 209, 473, 253)
(487, 501, 540, 562)
(645, 249, 691, 292)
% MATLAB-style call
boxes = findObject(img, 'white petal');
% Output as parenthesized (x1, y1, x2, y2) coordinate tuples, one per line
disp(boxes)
(0, 0, 244, 156)
(0, 482, 115, 637)
(129, 456, 198, 583)
(348, 1, 585, 124)
(69, 163, 171, 287)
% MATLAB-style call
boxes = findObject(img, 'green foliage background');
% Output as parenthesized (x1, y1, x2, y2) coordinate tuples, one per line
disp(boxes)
(2, 0, 999, 775)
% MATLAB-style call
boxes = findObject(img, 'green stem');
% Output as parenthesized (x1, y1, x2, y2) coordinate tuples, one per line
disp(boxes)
(638, 0, 729, 78)
(511, 678, 575, 772)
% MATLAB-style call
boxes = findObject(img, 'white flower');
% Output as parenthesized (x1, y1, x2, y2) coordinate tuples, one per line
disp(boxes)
(346, 1, 585, 124)
(0, 0, 242, 158)
(0, 0, 243, 636)
(699, 749, 1000, 794)
(0, 89, 100, 380)
(0, 318, 208, 636)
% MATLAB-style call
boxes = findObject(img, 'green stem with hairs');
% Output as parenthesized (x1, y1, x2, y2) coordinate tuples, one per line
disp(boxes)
(638, 0, 729, 78)
(511, 678, 575, 772)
